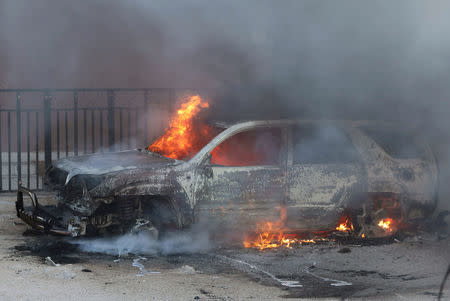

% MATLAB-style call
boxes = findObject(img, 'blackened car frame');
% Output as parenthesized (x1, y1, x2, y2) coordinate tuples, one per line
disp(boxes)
(16, 120, 438, 238)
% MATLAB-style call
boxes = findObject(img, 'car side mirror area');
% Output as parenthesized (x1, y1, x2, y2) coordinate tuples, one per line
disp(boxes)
(204, 165, 213, 179)
(206, 153, 212, 164)
(200, 153, 212, 165)
(200, 154, 213, 178)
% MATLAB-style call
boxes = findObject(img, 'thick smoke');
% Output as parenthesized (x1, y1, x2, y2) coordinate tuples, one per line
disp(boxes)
(1, 1, 450, 210)
(75, 225, 213, 256)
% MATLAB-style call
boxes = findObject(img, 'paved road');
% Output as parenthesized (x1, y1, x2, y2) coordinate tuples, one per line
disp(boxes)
(0, 193, 449, 300)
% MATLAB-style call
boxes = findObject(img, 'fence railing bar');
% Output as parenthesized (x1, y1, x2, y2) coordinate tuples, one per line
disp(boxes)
(22, 109, 42, 112)
(65, 111, 68, 157)
(27, 111, 30, 188)
(100, 110, 103, 153)
(56, 111, 60, 160)
(78, 107, 108, 110)
(0, 88, 194, 93)
(6, 106, 149, 112)
(107, 90, 115, 152)
(119, 108, 123, 151)
(54, 108, 74, 112)
(91, 110, 95, 153)
(7, 111, 11, 191)
(0, 109, 41, 113)
(73, 91, 78, 156)
(83, 109, 87, 154)
(0, 112, 2, 191)
(144, 90, 149, 144)
(2, 106, 147, 112)
(35, 112, 39, 189)
(43, 92, 52, 171)
(134, 109, 138, 148)
(127, 109, 131, 148)
(16, 92, 22, 185)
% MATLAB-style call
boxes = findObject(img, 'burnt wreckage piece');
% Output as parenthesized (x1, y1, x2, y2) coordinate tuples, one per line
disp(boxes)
(15, 120, 438, 238)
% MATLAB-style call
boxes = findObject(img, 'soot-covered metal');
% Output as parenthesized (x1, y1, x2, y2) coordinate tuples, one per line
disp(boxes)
(15, 120, 438, 239)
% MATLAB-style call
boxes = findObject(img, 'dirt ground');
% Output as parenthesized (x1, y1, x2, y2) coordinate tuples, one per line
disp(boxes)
(0, 193, 449, 300)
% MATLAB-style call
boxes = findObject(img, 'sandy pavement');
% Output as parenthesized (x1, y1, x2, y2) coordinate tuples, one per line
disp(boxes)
(0, 193, 449, 300)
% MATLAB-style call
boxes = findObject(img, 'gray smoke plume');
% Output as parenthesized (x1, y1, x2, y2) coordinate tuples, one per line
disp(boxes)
(75, 227, 213, 256)
(1, 0, 450, 211)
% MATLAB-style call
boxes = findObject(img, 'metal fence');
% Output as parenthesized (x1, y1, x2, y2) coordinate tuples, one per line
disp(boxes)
(0, 88, 200, 192)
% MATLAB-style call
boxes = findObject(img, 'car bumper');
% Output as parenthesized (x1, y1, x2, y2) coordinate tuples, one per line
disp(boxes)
(16, 184, 71, 236)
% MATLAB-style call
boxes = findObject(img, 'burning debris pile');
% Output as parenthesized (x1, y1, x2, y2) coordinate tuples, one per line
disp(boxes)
(378, 219, 393, 232)
(243, 208, 320, 250)
(243, 208, 400, 251)
(335, 214, 354, 233)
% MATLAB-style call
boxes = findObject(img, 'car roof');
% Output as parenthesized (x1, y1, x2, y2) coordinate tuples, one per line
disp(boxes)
(212, 119, 403, 129)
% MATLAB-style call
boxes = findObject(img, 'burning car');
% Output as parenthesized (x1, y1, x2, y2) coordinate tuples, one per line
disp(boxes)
(16, 96, 438, 241)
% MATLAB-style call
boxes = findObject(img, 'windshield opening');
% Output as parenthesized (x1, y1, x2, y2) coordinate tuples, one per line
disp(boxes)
(145, 95, 226, 160)
(147, 124, 224, 160)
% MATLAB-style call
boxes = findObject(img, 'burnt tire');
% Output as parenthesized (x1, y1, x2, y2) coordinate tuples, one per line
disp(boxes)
(141, 197, 181, 237)
(129, 218, 159, 240)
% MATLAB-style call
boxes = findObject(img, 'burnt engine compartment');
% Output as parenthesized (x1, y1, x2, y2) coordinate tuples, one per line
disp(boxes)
(85, 196, 181, 237)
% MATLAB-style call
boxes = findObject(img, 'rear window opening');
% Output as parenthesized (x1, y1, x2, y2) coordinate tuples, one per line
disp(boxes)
(360, 127, 424, 159)
(292, 124, 360, 164)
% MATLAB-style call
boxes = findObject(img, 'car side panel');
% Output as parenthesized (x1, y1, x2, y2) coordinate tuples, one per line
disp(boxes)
(194, 165, 284, 227)
(346, 126, 438, 206)
(285, 163, 365, 229)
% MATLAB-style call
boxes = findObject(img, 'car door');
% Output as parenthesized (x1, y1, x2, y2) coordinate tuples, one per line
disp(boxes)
(194, 125, 287, 228)
(285, 122, 365, 230)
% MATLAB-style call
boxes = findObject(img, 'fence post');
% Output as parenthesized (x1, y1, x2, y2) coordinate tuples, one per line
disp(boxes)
(0, 109, 2, 191)
(43, 91, 52, 171)
(144, 89, 149, 142)
(16, 92, 22, 185)
(73, 90, 78, 156)
(107, 90, 115, 152)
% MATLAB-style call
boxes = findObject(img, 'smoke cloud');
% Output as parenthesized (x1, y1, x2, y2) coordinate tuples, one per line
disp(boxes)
(1, 0, 450, 210)
(75, 226, 213, 256)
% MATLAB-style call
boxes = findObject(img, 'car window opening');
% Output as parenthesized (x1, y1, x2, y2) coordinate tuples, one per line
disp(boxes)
(211, 128, 282, 166)
(293, 124, 359, 164)
(360, 127, 424, 159)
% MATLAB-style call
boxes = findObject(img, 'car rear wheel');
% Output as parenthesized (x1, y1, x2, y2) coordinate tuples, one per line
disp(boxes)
(354, 193, 404, 238)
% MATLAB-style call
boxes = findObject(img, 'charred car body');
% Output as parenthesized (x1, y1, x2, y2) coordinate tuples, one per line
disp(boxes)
(16, 120, 438, 238)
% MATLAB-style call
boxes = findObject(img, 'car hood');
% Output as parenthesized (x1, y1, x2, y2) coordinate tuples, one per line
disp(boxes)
(46, 150, 177, 186)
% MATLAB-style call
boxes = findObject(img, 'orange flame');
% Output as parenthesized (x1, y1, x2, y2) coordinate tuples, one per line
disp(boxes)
(147, 94, 264, 165)
(147, 95, 211, 160)
(243, 208, 317, 250)
(377, 218, 393, 232)
(335, 215, 354, 232)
